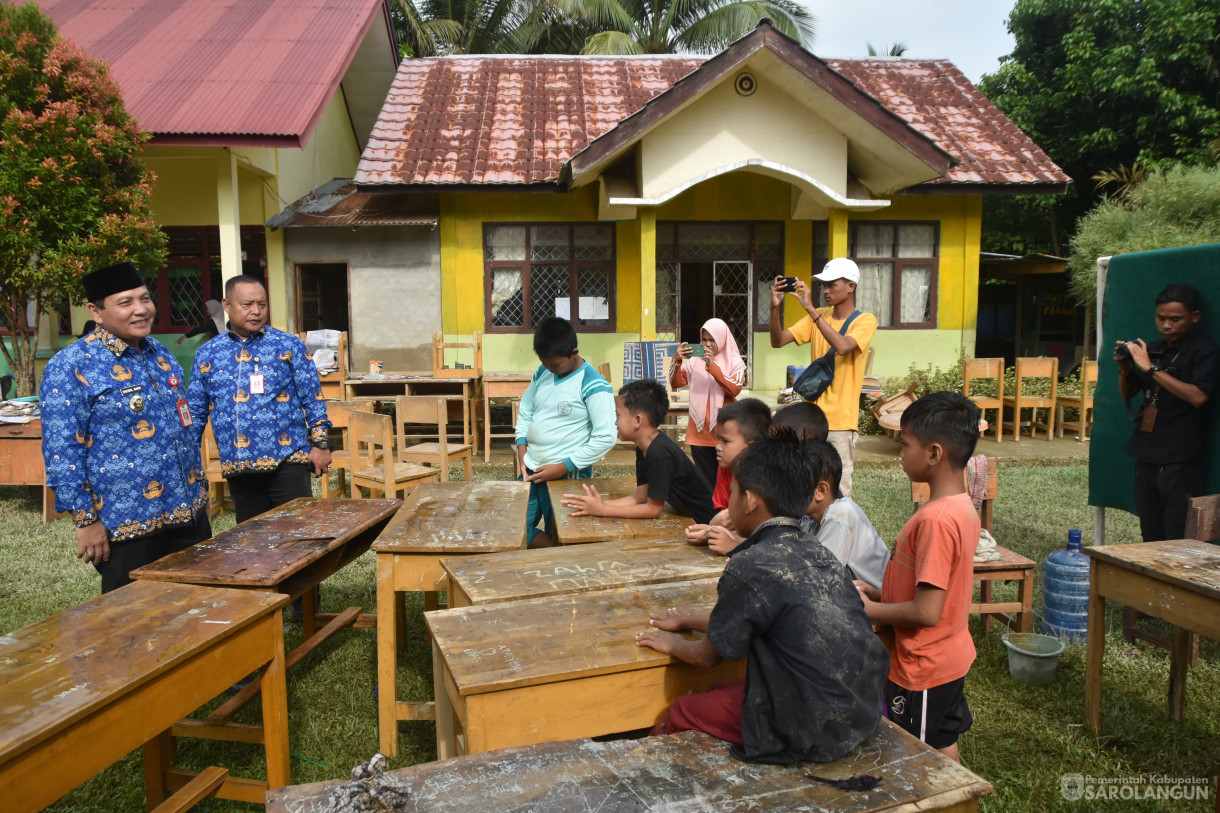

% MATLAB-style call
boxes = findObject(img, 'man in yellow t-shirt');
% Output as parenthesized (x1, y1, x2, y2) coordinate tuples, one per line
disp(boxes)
(770, 258, 877, 497)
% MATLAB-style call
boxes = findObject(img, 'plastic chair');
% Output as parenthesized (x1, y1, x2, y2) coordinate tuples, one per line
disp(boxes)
(1001, 357, 1057, 441)
(962, 358, 1005, 442)
(349, 410, 439, 499)
(1056, 360, 1098, 442)
(394, 395, 473, 482)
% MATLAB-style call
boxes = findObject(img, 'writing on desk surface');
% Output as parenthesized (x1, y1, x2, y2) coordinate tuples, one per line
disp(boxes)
(519, 560, 673, 590)
(463, 644, 523, 672)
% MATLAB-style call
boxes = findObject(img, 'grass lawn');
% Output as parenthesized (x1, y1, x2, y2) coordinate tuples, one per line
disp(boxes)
(2, 457, 1217, 812)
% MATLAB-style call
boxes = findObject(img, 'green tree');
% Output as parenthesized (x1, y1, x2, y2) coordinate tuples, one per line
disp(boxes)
(978, 0, 1220, 256)
(867, 42, 907, 56)
(392, 0, 520, 56)
(0, 2, 166, 395)
(1068, 163, 1220, 307)
(530, 0, 815, 55)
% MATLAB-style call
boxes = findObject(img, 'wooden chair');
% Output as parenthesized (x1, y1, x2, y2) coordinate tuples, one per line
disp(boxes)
(1056, 360, 1098, 442)
(432, 331, 482, 378)
(1001, 357, 1057, 441)
(320, 400, 374, 499)
(870, 382, 919, 439)
(597, 362, 612, 383)
(962, 358, 1004, 442)
(297, 331, 348, 401)
(349, 410, 439, 499)
(200, 423, 229, 517)
(1122, 494, 1218, 666)
(394, 395, 473, 482)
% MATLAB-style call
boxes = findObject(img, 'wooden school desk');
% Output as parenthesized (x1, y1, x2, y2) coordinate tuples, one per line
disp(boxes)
(131, 497, 399, 739)
(480, 370, 532, 462)
(427, 577, 742, 758)
(373, 479, 530, 757)
(1084, 538, 1220, 735)
(547, 476, 694, 544)
(344, 372, 478, 449)
(0, 581, 290, 811)
(443, 537, 725, 607)
(268, 722, 992, 813)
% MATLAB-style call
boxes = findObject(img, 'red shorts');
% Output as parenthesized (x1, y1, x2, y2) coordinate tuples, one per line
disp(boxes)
(651, 679, 745, 744)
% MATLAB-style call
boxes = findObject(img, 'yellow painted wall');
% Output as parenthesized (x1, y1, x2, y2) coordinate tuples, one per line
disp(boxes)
(275, 90, 362, 207)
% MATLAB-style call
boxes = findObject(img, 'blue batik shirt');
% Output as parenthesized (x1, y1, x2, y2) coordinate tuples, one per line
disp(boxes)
(187, 324, 331, 476)
(40, 328, 208, 541)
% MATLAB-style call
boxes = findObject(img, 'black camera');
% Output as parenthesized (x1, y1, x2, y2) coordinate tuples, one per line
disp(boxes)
(1115, 342, 1165, 363)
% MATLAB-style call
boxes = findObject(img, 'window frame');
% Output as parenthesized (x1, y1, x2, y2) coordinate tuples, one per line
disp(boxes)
(847, 220, 940, 330)
(482, 223, 617, 334)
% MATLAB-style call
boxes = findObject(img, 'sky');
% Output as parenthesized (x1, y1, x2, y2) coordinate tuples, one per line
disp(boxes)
(794, 1, 1017, 83)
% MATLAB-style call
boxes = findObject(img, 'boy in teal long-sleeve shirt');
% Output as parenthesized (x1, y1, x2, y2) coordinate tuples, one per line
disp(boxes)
(515, 317, 617, 547)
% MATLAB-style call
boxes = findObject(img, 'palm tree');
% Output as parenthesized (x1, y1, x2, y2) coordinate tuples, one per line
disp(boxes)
(867, 42, 908, 56)
(519, 0, 816, 56)
(393, 0, 534, 56)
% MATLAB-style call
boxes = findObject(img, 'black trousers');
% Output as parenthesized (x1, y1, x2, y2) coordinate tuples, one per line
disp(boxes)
(96, 513, 213, 594)
(227, 462, 313, 524)
(690, 445, 719, 490)
(1134, 460, 1203, 542)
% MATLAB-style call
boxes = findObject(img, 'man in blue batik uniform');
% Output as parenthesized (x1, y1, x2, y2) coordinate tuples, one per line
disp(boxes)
(41, 262, 211, 593)
(188, 274, 332, 524)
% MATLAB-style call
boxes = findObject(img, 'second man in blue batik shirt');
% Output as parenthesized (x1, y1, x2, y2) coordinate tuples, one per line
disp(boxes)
(187, 275, 332, 524)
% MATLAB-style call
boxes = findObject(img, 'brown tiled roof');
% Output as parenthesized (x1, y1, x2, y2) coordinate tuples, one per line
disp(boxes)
(827, 58, 1068, 189)
(266, 180, 438, 228)
(358, 49, 1068, 191)
(38, 0, 389, 147)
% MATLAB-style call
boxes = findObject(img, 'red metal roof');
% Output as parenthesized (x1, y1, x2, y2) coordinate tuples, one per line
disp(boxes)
(357, 52, 1068, 191)
(37, 0, 388, 147)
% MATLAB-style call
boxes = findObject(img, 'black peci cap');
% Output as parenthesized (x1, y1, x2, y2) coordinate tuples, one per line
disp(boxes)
(83, 262, 146, 302)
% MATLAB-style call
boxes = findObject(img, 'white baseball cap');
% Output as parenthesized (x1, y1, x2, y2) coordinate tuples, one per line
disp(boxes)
(814, 257, 860, 283)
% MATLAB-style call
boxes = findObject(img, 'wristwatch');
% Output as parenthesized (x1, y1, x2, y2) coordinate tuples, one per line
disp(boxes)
(310, 438, 330, 450)
(1147, 363, 1163, 376)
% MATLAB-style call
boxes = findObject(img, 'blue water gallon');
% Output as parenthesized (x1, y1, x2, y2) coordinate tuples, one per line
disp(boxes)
(1040, 529, 1090, 640)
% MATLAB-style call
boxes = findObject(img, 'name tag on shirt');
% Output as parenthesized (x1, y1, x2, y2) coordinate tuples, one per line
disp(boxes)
(120, 385, 143, 396)
(249, 373, 265, 394)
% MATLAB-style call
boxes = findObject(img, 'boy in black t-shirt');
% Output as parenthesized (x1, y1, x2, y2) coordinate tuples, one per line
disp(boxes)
(560, 379, 716, 524)
(634, 433, 888, 764)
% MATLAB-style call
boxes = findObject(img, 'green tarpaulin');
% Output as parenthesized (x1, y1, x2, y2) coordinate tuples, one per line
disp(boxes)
(1088, 243, 1220, 514)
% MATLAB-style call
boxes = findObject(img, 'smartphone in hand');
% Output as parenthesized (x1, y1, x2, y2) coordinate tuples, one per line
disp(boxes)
(776, 276, 798, 293)
(687, 344, 706, 357)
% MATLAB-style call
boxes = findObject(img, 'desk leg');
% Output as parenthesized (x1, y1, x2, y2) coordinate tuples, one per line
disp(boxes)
(1169, 625, 1191, 721)
(1084, 565, 1105, 736)
(433, 641, 456, 760)
(377, 553, 400, 758)
(483, 393, 492, 463)
(1018, 570, 1034, 633)
(142, 730, 177, 809)
(261, 616, 291, 790)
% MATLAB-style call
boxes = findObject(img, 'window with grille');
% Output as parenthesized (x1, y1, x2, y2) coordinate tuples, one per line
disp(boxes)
(848, 221, 938, 329)
(140, 226, 267, 333)
(483, 223, 616, 333)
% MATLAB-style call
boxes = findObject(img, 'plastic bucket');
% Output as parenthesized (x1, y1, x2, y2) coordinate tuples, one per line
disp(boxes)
(1002, 633, 1066, 685)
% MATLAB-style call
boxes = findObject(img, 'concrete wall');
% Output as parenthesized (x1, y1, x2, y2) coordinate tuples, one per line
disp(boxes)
(284, 225, 442, 371)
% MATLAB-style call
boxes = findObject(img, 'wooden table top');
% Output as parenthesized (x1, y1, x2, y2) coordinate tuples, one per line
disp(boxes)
(547, 477, 694, 544)
(427, 578, 719, 696)
(481, 370, 533, 383)
(372, 480, 530, 555)
(131, 498, 400, 587)
(1084, 539, 1220, 599)
(973, 544, 1036, 573)
(443, 538, 725, 605)
(346, 372, 477, 384)
(0, 581, 287, 764)
(267, 722, 992, 812)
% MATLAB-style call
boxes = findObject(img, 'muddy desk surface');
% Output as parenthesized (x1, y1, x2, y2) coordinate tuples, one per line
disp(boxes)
(443, 537, 725, 606)
(373, 480, 530, 757)
(426, 577, 743, 757)
(547, 476, 694, 544)
(0, 581, 290, 812)
(267, 722, 992, 812)
(1083, 539, 1220, 735)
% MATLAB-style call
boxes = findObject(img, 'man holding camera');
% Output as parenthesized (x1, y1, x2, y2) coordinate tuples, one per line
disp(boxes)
(770, 258, 876, 498)
(1115, 282, 1217, 541)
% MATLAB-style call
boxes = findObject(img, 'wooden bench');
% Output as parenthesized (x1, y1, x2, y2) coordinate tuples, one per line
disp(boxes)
(131, 498, 399, 743)
(443, 538, 726, 607)
(267, 721, 992, 812)
(427, 577, 742, 758)
(372, 480, 531, 757)
(0, 582, 290, 811)
(547, 476, 694, 544)
(912, 457, 1034, 632)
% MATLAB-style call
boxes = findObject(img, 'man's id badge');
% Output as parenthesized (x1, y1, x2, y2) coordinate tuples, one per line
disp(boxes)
(176, 398, 193, 428)
(250, 372, 265, 394)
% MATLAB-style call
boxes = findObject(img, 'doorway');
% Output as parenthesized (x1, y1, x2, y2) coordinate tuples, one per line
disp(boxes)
(297, 263, 350, 332)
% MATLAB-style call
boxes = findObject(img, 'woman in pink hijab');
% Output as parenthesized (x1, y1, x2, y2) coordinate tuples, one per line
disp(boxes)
(669, 318, 746, 486)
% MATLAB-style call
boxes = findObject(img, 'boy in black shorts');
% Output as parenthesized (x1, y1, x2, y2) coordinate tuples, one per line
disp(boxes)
(560, 379, 715, 524)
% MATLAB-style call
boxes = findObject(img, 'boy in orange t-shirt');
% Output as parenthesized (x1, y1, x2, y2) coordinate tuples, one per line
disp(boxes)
(855, 391, 981, 762)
